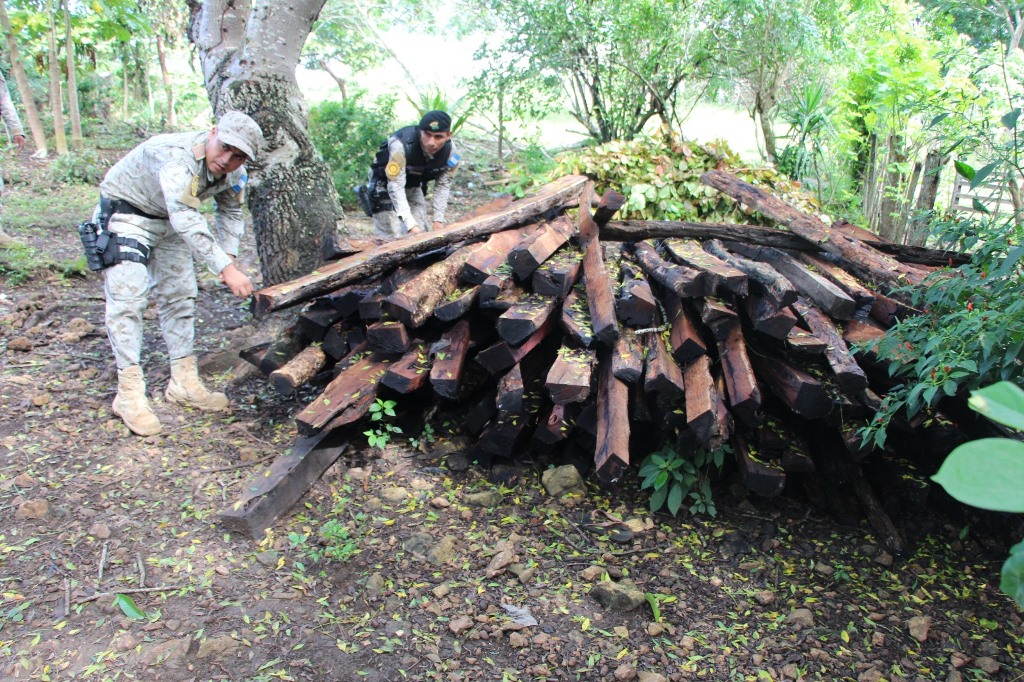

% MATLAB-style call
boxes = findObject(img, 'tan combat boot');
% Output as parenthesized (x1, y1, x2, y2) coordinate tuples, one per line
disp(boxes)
(112, 365, 162, 436)
(165, 356, 229, 411)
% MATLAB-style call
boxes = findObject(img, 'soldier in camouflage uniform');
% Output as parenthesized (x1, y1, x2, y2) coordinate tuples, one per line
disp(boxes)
(0, 70, 26, 248)
(368, 110, 460, 239)
(97, 111, 264, 436)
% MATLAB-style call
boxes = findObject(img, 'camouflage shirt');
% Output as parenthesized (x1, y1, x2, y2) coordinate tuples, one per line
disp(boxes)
(0, 72, 24, 139)
(99, 131, 248, 275)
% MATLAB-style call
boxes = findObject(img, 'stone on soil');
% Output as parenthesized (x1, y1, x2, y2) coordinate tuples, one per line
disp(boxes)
(541, 464, 586, 497)
(15, 499, 49, 519)
(590, 579, 646, 611)
(465, 489, 503, 507)
(908, 615, 931, 642)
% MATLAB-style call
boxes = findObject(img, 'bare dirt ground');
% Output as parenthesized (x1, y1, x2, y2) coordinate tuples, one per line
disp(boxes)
(1, 143, 1023, 682)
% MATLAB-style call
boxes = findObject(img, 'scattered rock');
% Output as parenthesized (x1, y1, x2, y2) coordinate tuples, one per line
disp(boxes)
(908, 615, 931, 642)
(427, 535, 458, 566)
(509, 631, 529, 648)
(614, 663, 637, 680)
(465, 489, 503, 507)
(590, 579, 646, 611)
(813, 562, 835, 577)
(857, 668, 884, 682)
(753, 590, 775, 606)
(874, 550, 894, 567)
(975, 656, 1000, 674)
(196, 635, 240, 660)
(785, 608, 815, 629)
(446, 451, 471, 472)
(364, 572, 386, 599)
(432, 583, 451, 599)
(15, 499, 49, 520)
(113, 633, 138, 652)
(89, 522, 111, 539)
(485, 540, 516, 578)
(12, 473, 34, 487)
(430, 496, 451, 508)
(507, 563, 536, 584)
(255, 550, 279, 568)
(7, 337, 32, 352)
(137, 637, 191, 668)
(638, 672, 668, 682)
(580, 565, 605, 581)
(449, 615, 473, 635)
(647, 623, 665, 637)
(541, 464, 586, 497)
(404, 532, 433, 558)
(380, 486, 409, 503)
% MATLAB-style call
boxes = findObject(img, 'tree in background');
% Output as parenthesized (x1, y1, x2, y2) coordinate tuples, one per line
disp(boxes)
(187, 0, 347, 287)
(459, 0, 709, 143)
(0, 0, 46, 156)
(917, 0, 1024, 57)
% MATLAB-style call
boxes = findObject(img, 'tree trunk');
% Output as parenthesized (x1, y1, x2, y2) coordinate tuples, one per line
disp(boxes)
(63, 6, 83, 150)
(318, 59, 348, 102)
(47, 0, 67, 155)
(121, 51, 129, 118)
(876, 134, 907, 243)
(862, 133, 878, 230)
(906, 149, 947, 247)
(187, 0, 347, 288)
(156, 34, 177, 127)
(754, 91, 777, 162)
(0, 1, 47, 156)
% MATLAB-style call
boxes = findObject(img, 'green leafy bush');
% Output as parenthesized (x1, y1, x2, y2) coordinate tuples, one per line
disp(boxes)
(308, 93, 395, 206)
(638, 443, 728, 517)
(931, 381, 1024, 607)
(46, 149, 104, 185)
(541, 129, 822, 222)
(364, 398, 401, 450)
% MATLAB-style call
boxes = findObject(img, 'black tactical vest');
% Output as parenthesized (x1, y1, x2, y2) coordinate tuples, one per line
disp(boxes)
(371, 125, 452, 188)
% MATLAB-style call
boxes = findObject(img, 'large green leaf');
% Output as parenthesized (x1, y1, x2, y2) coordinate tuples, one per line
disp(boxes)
(1001, 541, 1024, 608)
(113, 594, 148, 621)
(968, 381, 1024, 430)
(932, 439, 1024, 512)
(954, 159, 975, 181)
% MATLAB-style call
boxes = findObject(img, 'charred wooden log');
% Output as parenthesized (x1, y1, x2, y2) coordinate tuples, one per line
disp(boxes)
(631, 241, 713, 299)
(508, 215, 575, 279)
(704, 239, 797, 308)
(577, 182, 620, 346)
(430, 320, 472, 400)
(561, 285, 594, 347)
(663, 238, 748, 296)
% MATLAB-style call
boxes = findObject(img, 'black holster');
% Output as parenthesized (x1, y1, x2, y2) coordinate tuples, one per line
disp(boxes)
(78, 218, 152, 271)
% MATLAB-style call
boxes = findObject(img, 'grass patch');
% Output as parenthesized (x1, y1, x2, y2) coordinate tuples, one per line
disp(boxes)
(3, 183, 97, 233)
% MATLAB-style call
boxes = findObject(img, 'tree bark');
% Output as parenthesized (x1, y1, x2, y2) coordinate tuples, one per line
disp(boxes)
(47, 0, 67, 155)
(63, 6, 82, 150)
(156, 34, 177, 127)
(905, 149, 948, 247)
(0, 2, 47, 155)
(187, 0, 347, 287)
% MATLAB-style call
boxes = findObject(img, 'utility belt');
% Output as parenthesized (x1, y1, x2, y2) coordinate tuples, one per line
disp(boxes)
(77, 196, 154, 271)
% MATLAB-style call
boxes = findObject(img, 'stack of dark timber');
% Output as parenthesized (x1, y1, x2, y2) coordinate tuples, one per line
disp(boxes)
(224, 170, 973, 550)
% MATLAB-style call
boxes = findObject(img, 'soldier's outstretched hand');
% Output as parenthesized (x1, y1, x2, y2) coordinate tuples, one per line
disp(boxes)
(219, 263, 254, 298)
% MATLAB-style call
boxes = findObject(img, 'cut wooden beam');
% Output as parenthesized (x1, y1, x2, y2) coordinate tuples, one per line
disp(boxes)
(798, 252, 876, 317)
(611, 331, 645, 383)
(381, 344, 430, 394)
(870, 294, 919, 327)
(702, 300, 762, 427)
(358, 293, 384, 321)
(533, 402, 581, 447)
(462, 224, 538, 284)
(479, 273, 521, 310)
(786, 327, 828, 355)
(475, 317, 556, 376)
(545, 344, 597, 404)
(631, 241, 713, 299)
(561, 285, 594, 347)
(725, 241, 857, 320)
(733, 432, 786, 497)
(532, 246, 583, 298)
(704, 239, 797, 308)
(843, 318, 887, 346)
(663, 294, 707, 364)
(792, 298, 868, 394)
(593, 190, 627, 225)
(749, 348, 833, 419)
(430, 320, 472, 400)
(594, 359, 630, 484)
(219, 430, 349, 539)
(701, 170, 926, 290)
(663, 238, 748, 296)
(384, 244, 477, 328)
(743, 292, 798, 340)
(496, 364, 525, 413)
(435, 286, 480, 322)
(295, 349, 389, 435)
(323, 324, 364, 361)
(508, 215, 575, 279)
(498, 294, 561, 346)
(365, 320, 411, 355)
(602, 219, 969, 267)
(258, 325, 309, 375)
(253, 175, 588, 316)
(478, 393, 543, 459)
(644, 334, 686, 400)
(297, 298, 347, 342)
(682, 354, 722, 447)
(577, 181, 620, 346)
(239, 341, 271, 369)
(615, 259, 658, 327)
(269, 345, 327, 397)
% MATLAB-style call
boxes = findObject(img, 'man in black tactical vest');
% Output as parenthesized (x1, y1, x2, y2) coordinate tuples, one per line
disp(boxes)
(361, 110, 460, 239)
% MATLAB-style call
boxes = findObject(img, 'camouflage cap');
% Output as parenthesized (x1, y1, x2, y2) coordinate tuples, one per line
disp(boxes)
(216, 111, 264, 161)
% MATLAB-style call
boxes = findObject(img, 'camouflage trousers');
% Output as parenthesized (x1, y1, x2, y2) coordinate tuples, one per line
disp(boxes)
(101, 212, 199, 369)
(372, 186, 428, 239)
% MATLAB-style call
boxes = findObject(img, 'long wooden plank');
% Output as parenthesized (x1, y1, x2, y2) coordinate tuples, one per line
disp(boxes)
(545, 345, 597, 404)
(663, 238, 748, 296)
(253, 175, 588, 315)
(611, 331, 644, 383)
(749, 349, 833, 419)
(561, 285, 594, 347)
(701, 170, 926, 289)
(704, 239, 797, 308)
(508, 215, 575, 279)
(791, 297, 868, 393)
(430, 320, 472, 400)
(475, 317, 556, 376)
(577, 181, 620, 346)
(462, 225, 538, 284)
(615, 259, 658, 327)
(594, 359, 630, 484)
(381, 344, 430, 394)
(631, 241, 713, 299)
(383, 244, 477, 328)
(682, 354, 722, 447)
(498, 295, 561, 346)
(663, 294, 706, 364)
(295, 350, 390, 435)
(219, 430, 349, 538)
(725, 241, 857, 320)
(601, 219, 969, 266)
(269, 345, 327, 397)
(532, 245, 583, 298)
(702, 300, 762, 427)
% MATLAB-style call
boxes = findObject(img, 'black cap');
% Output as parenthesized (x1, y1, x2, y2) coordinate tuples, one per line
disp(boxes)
(419, 110, 451, 133)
